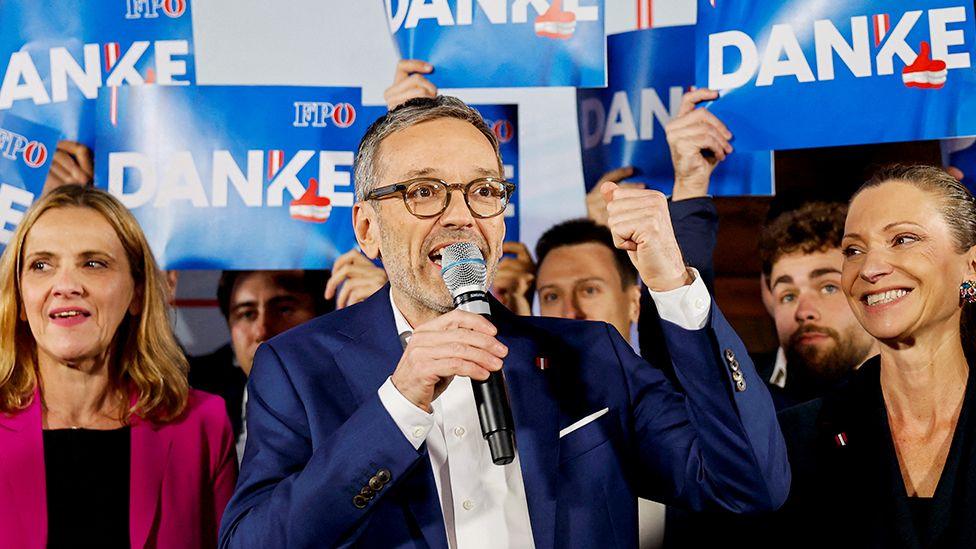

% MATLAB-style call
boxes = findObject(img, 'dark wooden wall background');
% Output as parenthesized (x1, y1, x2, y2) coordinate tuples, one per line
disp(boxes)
(712, 140, 944, 353)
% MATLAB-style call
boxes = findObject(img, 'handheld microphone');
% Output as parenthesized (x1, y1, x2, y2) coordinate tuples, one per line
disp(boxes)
(440, 242, 516, 465)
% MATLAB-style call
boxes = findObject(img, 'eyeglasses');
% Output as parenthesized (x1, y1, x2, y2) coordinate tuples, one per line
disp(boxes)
(365, 177, 516, 219)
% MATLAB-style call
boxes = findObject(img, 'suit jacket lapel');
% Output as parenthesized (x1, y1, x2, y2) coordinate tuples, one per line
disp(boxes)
(0, 393, 46, 549)
(129, 411, 172, 549)
(333, 286, 449, 549)
(492, 301, 559, 549)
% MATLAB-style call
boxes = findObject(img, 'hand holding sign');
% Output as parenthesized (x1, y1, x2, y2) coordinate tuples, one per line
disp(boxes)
(325, 249, 389, 309)
(601, 181, 691, 292)
(492, 241, 535, 316)
(666, 89, 732, 201)
(384, 59, 437, 110)
(44, 141, 93, 193)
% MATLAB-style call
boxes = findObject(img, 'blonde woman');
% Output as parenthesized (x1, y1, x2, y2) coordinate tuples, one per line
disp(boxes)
(775, 165, 976, 547)
(0, 185, 236, 549)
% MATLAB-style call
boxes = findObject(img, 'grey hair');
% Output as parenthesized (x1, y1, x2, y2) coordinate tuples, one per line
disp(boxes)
(856, 164, 976, 253)
(353, 96, 504, 201)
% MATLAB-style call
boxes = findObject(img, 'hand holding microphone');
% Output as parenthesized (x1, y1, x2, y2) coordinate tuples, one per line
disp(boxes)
(388, 242, 517, 465)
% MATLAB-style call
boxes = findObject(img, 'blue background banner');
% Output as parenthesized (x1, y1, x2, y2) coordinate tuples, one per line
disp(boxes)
(0, 0, 195, 146)
(94, 85, 364, 270)
(578, 26, 773, 195)
(695, 0, 976, 151)
(0, 111, 60, 248)
(387, 0, 606, 88)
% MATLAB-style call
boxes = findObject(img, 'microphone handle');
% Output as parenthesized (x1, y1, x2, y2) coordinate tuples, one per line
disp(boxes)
(456, 293, 517, 465)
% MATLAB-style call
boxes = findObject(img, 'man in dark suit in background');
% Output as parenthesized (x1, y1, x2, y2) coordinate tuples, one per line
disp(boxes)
(756, 202, 877, 409)
(219, 96, 789, 548)
(189, 270, 331, 459)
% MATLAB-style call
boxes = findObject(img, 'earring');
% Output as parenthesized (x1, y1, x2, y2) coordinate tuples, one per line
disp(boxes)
(961, 280, 976, 305)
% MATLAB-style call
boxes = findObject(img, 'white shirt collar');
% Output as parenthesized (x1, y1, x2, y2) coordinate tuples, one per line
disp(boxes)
(389, 290, 413, 335)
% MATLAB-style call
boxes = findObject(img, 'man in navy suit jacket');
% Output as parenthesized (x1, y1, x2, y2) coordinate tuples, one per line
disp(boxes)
(219, 96, 789, 548)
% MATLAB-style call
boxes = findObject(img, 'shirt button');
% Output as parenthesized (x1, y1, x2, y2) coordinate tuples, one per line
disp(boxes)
(694, 298, 706, 310)
(453, 426, 466, 438)
(462, 499, 475, 511)
(412, 426, 426, 439)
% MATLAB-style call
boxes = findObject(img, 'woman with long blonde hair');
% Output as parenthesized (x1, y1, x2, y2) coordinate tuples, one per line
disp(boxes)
(0, 185, 236, 549)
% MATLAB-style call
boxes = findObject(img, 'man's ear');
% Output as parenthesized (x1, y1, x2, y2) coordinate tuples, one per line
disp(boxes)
(353, 201, 381, 260)
(627, 283, 642, 325)
(759, 272, 775, 317)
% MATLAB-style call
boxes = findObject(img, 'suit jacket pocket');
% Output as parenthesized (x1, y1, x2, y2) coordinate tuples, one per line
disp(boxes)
(558, 409, 615, 464)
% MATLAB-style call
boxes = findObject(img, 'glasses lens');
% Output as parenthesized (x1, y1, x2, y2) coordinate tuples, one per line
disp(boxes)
(404, 180, 446, 216)
(467, 180, 508, 217)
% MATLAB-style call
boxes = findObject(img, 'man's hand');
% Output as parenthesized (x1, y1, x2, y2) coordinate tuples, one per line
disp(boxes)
(665, 89, 732, 201)
(586, 166, 646, 226)
(391, 309, 508, 412)
(602, 181, 691, 292)
(325, 249, 389, 309)
(43, 140, 93, 194)
(384, 59, 436, 110)
(492, 242, 535, 316)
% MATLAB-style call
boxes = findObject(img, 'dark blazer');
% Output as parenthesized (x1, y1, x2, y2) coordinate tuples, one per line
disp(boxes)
(189, 344, 247, 442)
(771, 357, 976, 548)
(218, 285, 789, 548)
(639, 196, 719, 374)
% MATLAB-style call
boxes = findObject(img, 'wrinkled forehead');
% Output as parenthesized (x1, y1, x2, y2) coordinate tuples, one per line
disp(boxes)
(846, 181, 943, 237)
(375, 118, 501, 184)
(23, 206, 124, 258)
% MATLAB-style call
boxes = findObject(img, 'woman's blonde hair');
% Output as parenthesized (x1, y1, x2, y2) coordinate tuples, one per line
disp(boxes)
(0, 185, 188, 422)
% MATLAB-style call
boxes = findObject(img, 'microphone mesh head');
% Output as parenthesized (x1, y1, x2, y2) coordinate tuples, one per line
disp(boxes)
(441, 242, 488, 297)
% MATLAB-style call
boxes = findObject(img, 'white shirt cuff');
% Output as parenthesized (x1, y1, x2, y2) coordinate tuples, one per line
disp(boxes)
(377, 377, 435, 451)
(646, 267, 711, 330)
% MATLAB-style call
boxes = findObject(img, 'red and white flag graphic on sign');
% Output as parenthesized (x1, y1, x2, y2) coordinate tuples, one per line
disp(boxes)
(535, 0, 576, 39)
(104, 43, 121, 126)
(267, 150, 284, 180)
(873, 14, 891, 47)
(289, 178, 333, 223)
(903, 41, 948, 89)
(636, 0, 653, 29)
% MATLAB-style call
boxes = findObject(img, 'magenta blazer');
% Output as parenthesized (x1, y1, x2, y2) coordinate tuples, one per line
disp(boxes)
(0, 388, 237, 549)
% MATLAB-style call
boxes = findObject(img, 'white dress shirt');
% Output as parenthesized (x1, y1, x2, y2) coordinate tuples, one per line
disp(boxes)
(377, 270, 712, 548)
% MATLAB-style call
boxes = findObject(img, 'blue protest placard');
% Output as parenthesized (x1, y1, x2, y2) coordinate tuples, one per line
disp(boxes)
(696, 0, 976, 150)
(472, 104, 521, 241)
(578, 26, 773, 195)
(94, 85, 364, 270)
(0, 0, 195, 145)
(0, 112, 60, 248)
(386, 0, 607, 88)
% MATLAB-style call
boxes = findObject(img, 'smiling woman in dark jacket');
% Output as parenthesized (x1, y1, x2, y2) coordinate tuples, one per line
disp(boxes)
(774, 165, 976, 548)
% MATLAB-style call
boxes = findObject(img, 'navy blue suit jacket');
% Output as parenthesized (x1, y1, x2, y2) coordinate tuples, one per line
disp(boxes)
(219, 286, 789, 548)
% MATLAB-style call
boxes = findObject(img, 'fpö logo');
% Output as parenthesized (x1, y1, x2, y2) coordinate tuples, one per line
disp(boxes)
(708, 6, 972, 91)
(0, 128, 48, 169)
(485, 118, 515, 143)
(125, 0, 187, 19)
(292, 101, 357, 129)
(384, 0, 599, 40)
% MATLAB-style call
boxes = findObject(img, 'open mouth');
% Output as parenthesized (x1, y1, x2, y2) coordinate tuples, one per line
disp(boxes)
(49, 308, 91, 325)
(428, 249, 443, 268)
(863, 288, 912, 307)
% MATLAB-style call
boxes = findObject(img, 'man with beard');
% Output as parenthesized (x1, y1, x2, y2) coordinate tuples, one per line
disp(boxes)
(757, 202, 877, 409)
(218, 96, 788, 548)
